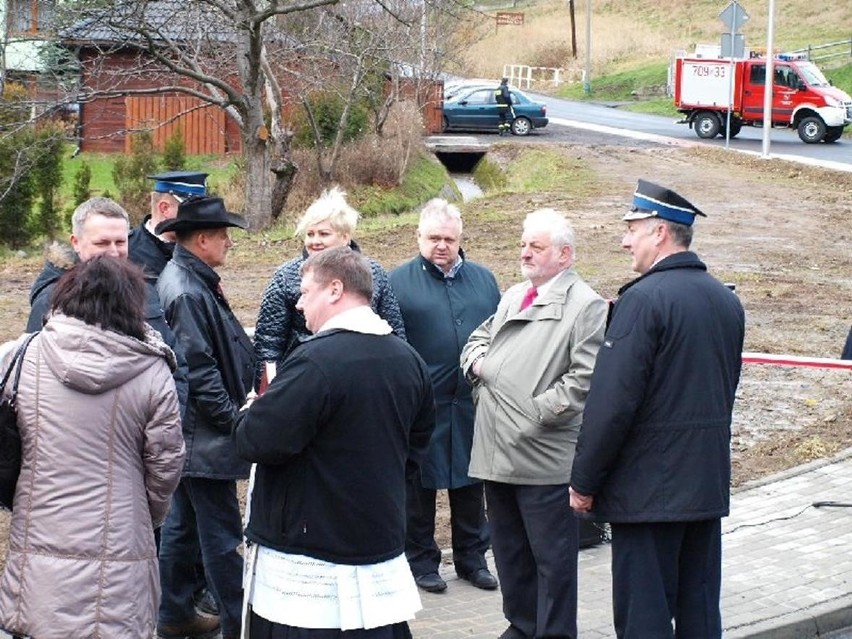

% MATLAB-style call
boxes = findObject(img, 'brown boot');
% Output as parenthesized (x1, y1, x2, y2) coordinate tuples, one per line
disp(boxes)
(157, 613, 220, 639)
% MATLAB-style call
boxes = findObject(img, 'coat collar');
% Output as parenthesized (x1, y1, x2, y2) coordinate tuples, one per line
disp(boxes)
(173, 243, 221, 293)
(618, 251, 706, 296)
(418, 247, 467, 280)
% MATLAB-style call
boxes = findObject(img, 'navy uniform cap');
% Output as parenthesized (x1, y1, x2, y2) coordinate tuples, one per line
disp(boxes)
(623, 179, 705, 226)
(148, 171, 208, 198)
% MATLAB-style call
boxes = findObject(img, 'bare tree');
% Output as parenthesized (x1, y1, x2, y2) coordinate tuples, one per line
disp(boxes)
(59, 0, 342, 229)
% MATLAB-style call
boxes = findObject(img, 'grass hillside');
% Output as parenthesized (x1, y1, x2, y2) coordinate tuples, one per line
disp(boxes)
(455, 0, 852, 105)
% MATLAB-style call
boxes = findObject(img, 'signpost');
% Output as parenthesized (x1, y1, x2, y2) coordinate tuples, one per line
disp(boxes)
(719, 0, 749, 148)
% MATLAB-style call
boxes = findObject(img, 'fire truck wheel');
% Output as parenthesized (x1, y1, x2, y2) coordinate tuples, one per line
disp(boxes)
(721, 119, 743, 139)
(797, 116, 826, 144)
(694, 112, 721, 139)
(823, 127, 844, 143)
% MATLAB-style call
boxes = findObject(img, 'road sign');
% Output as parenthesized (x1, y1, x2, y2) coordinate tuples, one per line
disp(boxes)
(496, 11, 524, 26)
(719, 1, 749, 31)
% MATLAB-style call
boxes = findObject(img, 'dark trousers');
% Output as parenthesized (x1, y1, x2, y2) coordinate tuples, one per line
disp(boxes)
(406, 477, 490, 577)
(159, 477, 244, 636)
(248, 611, 412, 639)
(610, 519, 723, 639)
(485, 481, 578, 639)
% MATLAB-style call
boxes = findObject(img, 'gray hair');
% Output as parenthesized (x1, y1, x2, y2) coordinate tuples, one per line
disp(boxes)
(418, 198, 463, 234)
(523, 208, 577, 257)
(71, 197, 130, 236)
(295, 186, 360, 238)
(300, 246, 373, 303)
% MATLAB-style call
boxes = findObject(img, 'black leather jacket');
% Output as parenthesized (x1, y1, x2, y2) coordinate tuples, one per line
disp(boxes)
(157, 244, 254, 479)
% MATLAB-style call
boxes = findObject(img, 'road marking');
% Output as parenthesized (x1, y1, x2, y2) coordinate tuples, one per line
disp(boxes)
(549, 116, 852, 172)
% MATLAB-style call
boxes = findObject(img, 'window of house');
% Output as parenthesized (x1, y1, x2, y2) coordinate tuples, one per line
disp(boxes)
(7, 0, 54, 34)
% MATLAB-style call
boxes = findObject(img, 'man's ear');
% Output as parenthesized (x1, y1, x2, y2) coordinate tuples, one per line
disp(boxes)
(328, 278, 344, 301)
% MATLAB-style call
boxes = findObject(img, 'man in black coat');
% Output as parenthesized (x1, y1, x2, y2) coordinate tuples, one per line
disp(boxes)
(235, 246, 435, 639)
(25, 197, 188, 412)
(155, 196, 255, 639)
(389, 199, 500, 594)
(570, 180, 745, 639)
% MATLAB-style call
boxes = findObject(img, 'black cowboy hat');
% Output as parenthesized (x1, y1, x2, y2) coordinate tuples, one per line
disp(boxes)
(155, 196, 248, 234)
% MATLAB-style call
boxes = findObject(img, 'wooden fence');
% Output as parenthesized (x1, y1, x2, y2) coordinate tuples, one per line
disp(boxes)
(125, 95, 227, 155)
(789, 38, 852, 63)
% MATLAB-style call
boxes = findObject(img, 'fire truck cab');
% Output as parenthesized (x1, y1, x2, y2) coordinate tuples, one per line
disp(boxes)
(673, 51, 852, 144)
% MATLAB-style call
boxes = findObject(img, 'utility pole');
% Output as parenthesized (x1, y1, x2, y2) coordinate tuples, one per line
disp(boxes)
(761, 0, 775, 157)
(583, 0, 591, 94)
(569, 0, 577, 58)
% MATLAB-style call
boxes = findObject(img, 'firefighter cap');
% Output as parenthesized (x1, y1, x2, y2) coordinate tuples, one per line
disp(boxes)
(623, 179, 705, 226)
(149, 171, 208, 199)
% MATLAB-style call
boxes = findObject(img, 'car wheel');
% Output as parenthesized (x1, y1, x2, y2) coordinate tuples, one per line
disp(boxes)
(694, 112, 721, 139)
(511, 117, 532, 136)
(823, 126, 844, 143)
(797, 116, 826, 143)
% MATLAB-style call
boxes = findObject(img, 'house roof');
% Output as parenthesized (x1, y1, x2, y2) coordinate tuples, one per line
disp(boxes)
(59, 0, 240, 47)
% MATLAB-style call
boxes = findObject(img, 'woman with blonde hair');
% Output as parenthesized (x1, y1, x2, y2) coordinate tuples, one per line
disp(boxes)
(253, 186, 405, 386)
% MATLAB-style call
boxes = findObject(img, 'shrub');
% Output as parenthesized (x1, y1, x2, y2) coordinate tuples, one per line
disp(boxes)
(162, 127, 186, 170)
(30, 124, 66, 240)
(112, 131, 159, 223)
(72, 161, 92, 206)
(292, 92, 370, 148)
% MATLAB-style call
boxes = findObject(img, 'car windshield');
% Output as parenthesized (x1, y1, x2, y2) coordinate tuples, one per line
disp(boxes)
(796, 62, 829, 87)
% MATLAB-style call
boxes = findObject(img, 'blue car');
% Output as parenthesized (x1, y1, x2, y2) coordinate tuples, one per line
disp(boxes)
(441, 87, 548, 136)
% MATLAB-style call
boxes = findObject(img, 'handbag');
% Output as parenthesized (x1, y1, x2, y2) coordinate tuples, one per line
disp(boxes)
(0, 332, 39, 511)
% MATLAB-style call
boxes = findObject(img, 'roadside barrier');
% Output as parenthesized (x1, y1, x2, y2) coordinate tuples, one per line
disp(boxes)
(743, 352, 852, 370)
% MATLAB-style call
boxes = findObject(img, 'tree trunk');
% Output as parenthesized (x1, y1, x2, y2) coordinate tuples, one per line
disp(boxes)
(243, 130, 274, 230)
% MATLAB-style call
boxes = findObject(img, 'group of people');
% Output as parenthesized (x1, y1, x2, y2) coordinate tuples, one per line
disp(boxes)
(0, 173, 747, 639)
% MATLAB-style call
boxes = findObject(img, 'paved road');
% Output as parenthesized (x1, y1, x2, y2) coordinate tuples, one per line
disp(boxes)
(522, 91, 852, 170)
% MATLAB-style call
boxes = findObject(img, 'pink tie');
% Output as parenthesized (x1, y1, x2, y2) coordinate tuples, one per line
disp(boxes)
(519, 286, 538, 311)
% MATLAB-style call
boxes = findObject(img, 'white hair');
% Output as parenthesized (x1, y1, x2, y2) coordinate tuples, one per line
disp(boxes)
(418, 198, 463, 234)
(523, 208, 576, 255)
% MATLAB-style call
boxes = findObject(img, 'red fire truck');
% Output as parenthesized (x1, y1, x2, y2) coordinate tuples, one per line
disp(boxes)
(673, 52, 852, 143)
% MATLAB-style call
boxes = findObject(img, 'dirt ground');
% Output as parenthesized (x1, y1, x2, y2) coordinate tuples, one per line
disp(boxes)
(1, 135, 850, 556)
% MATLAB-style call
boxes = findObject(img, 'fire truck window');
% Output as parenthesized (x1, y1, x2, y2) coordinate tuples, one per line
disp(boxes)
(750, 65, 766, 84)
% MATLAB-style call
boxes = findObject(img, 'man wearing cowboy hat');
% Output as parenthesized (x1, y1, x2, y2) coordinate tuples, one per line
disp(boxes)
(129, 171, 209, 279)
(155, 196, 255, 639)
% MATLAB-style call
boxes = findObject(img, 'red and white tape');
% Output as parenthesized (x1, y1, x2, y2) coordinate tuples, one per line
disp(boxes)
(742, 352, 852, 370)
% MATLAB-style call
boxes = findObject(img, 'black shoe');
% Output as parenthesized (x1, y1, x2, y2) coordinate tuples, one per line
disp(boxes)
(459, 567, 499, 590)
(157, 613, 220, 639)
(414, 571, 447, 593)
(498, 625, 529, 639)
(194, 588, 218, 616)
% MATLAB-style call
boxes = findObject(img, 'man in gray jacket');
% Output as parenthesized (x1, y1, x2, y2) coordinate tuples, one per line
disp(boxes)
(461, 208, 607, 639)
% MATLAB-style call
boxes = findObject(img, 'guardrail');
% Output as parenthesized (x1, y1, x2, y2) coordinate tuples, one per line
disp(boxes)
(503, 64, 570, 88)
(788, 38, 852, 63)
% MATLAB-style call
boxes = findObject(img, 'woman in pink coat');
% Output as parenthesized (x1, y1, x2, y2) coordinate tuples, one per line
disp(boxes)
(0, 256, 185, 639)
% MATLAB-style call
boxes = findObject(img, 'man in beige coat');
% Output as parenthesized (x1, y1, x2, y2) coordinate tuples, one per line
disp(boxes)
(461, 208, 606, 639)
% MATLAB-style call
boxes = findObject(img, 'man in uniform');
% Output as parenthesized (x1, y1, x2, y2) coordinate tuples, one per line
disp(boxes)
(495, 77, 512, 135)
(129, 171, 208, 278)
(570, 180, 745, 639)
